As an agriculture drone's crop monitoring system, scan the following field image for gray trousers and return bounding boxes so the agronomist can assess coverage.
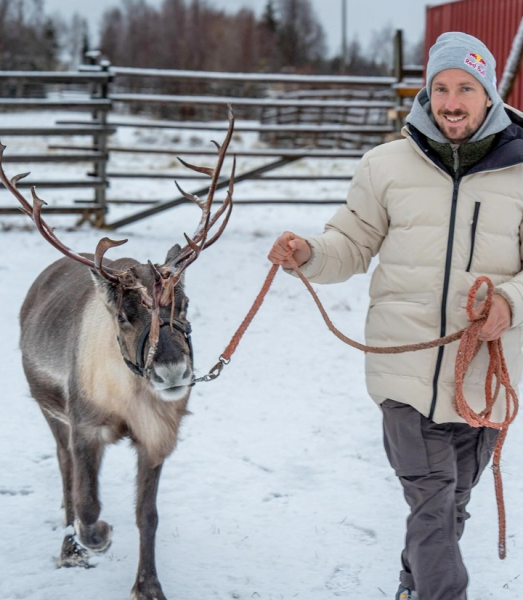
[381,399,499,600]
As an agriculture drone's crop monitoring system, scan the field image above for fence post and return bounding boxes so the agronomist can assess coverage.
[392,29,404,134]
[85,53,111,227]
[393,29,404,82]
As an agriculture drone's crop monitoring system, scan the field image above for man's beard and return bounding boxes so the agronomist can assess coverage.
[436,110,483,144]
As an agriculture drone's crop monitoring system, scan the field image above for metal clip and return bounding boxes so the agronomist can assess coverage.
[193,356,230,384]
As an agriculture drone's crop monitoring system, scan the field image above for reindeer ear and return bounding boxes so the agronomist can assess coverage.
[164,244,182,268]
[90,269,119,306]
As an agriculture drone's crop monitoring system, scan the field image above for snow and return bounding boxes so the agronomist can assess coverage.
[1,112,523,600]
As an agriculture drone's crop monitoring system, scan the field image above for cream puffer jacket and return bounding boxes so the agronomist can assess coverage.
[298,114,523,423]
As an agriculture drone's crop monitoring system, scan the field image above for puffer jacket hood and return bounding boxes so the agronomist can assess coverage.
[407,103,523,177]
[292,108,523,423]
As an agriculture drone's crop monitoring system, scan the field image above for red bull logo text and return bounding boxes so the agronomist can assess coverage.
[464,52,486,77]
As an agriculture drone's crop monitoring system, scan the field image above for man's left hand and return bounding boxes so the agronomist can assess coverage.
[470,294,512,341]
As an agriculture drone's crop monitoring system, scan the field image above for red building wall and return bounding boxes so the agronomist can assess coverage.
[425,0,523,109]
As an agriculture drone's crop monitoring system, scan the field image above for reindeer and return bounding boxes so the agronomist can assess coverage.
[1,110,236,600]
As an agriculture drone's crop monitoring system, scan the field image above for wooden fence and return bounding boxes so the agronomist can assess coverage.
[0,69,114,226]
[0,54,422,229]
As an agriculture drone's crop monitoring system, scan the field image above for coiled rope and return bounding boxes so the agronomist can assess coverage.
[204,263,518,559]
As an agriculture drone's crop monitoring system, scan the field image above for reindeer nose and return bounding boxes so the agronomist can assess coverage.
[151,366,191,385]
[151,371,165,384]
[151,361,193,390]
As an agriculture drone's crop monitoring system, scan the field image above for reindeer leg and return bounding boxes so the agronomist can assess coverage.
[40,410,74,527]
[60,427,112,567]
[131,448,167,600]
[41,409,90,568]
[23,372,83,567]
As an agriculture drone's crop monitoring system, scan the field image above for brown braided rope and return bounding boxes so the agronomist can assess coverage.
[213,264,518,558]
[453,276,518,559]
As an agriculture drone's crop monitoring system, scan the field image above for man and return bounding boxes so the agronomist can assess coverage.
[268,32,523,600]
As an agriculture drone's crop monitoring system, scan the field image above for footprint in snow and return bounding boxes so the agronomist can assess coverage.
[325,563,361,596]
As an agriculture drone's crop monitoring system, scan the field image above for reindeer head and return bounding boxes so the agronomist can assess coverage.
[89,244,192,401]
[1,108,236,401]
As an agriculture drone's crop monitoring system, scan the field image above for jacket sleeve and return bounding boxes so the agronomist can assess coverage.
[292,152,389,284]
[495,221,523,327]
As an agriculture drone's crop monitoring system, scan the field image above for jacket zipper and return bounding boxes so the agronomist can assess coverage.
[465,202,481,272]
[429,150,461,421]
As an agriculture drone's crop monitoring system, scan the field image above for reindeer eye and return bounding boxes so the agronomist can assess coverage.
[117,313,127,324]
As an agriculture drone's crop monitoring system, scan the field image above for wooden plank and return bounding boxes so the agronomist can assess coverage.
[110,93,393,110]
[0,126,116,136]
[104,171,353,181]
[0,204,104,214]
[393,84,421,98]
[57,119,393,134]
[77,198,346,206]
[3,153,106,163]
[47,144,367,158]
[0,99,111,110]
[110,66,396,86]
[0,71,111,83]
[0,178,106,188]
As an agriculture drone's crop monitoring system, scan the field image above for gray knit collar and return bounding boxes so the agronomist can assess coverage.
[405,87,511,144]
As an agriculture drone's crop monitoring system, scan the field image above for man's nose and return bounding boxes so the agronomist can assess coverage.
[444,92,461,112]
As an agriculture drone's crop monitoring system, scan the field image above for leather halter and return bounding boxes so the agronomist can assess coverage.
[123,318,193,378]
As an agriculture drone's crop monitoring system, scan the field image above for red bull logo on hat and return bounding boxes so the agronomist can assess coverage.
[465,52,487,76]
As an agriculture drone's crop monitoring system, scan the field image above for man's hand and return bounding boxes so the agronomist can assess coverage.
[470,294,512,341]
[268,231,312,269]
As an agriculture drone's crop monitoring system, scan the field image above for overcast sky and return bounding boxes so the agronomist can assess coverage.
[44,0,451,58]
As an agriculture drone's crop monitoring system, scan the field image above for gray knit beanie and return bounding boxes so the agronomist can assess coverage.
[426,32,499,102]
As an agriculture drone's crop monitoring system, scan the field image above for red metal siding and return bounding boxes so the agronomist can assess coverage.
[425,0,523,109]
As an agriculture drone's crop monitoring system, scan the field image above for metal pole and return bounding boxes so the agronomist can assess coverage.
[341,0,347,74]
[498,16,523,102]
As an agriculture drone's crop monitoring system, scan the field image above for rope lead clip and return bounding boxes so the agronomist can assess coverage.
[194,356,230,383]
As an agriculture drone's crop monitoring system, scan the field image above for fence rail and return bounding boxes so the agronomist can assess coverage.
[108,66,398,86]
[0,39,423,228]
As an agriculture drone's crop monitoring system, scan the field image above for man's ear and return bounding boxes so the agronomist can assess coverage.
[487,97,493,107]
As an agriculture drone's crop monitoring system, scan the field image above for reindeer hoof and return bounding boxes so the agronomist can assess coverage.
[130,575,167,600]
[77,519,113,553]
[58,534,92,569]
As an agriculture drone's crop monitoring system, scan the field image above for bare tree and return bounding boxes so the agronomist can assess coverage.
[57,13,90,69]
[99,7,125,65]
[276,0,326,69]
[158,0,188,68]
[0,0,58,70]
[99,0,328,75]
[257,0,278,71]
[367,22,395,74]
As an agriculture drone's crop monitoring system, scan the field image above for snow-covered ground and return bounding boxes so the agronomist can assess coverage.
[1,112,523,600]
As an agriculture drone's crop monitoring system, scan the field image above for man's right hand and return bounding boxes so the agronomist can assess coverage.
[267,231,312,269]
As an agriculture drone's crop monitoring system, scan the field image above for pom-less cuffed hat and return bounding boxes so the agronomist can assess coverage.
[426,32,499,102]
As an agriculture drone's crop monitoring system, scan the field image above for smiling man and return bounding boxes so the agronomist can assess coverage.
[268,32,523,600]
[431,69,492,143]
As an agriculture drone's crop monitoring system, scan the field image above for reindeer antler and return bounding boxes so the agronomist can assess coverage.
[165,104,235,285]
[0,144,127,285]
[0,106,236,374]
